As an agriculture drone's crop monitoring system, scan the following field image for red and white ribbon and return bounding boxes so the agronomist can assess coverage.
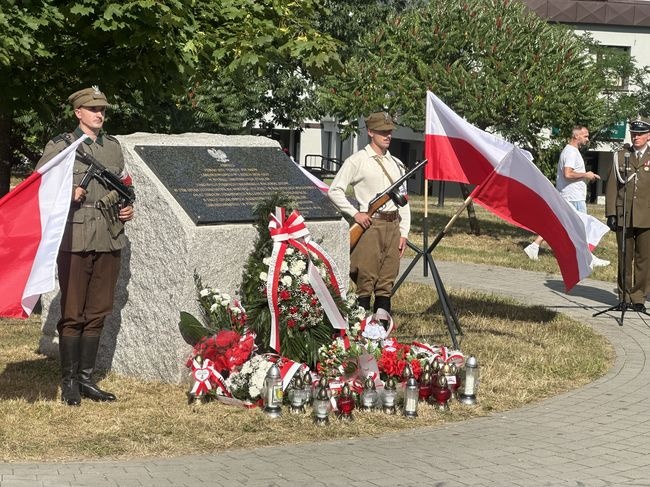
[278,358,304,392]
[190,358,230,397]
[266,207,347,353]
[411,342,464,367]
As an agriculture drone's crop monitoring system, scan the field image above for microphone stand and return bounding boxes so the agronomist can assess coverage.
[593,148,640,325]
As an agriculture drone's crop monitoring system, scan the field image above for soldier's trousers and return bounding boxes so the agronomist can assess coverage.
[616,227,650,304]
[56,250,122,337]
[350,219,400,299]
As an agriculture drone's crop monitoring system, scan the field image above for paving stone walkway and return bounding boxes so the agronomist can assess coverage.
[2,260,649,487]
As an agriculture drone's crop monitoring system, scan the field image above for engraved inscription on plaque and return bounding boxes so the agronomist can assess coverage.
[134,145,340,225]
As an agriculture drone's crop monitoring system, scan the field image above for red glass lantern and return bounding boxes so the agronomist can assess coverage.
[418,370,433,402]
[430,375,452,411]
[336,383,355,420]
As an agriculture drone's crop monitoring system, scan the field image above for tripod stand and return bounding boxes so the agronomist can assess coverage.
[593,149,647,324]
[392,195,474,349]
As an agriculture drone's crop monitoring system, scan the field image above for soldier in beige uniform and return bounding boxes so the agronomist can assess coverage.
[606,118,650,312]
[328,112,410,320]
[36,87,134,405]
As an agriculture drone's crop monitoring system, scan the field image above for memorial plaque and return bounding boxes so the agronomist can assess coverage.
[135,145,341,224]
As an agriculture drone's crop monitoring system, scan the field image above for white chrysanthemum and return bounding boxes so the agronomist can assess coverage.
[319,266,327,278]
[301,274,310,284]
[262,257,272,266]
[281,275,293,287]
[289,260,306,276]
[285,247,294,255]
[199,288,211,297]
[259,272,268,281]
[281,261,289,272]
[210,303,219,312]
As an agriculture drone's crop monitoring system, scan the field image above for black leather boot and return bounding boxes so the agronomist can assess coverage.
[374,296,392,330]
[78,336,116,402]
[59,336,81,406]
[357,295,371,312]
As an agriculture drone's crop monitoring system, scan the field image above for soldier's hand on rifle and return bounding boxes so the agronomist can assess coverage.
[119,205,135,222]
[354,212,372,229]
[73,186,87,203]
[399,237,407,257]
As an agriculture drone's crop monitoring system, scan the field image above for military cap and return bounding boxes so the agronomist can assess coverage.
[629,117,650,133]
[366,112,395,131]
[67,86,109,109]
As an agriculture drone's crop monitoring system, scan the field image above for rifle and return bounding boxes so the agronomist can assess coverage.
[349,159,427,251]
[77,149,135,208]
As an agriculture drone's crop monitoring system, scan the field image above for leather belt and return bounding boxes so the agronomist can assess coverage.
[372,210,399,222]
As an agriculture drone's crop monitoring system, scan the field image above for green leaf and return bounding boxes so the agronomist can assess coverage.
[178,311,210,345]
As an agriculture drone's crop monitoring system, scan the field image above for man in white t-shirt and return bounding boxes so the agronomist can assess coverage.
[524,126,609,267]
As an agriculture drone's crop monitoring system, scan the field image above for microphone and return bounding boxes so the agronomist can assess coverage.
[624,144,631,174]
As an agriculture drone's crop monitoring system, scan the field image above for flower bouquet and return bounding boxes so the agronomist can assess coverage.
[179,273,249,345]
[239,196,357,368]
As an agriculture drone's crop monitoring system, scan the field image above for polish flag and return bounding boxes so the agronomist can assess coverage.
[0,136,88,318]
[424,91,608,291]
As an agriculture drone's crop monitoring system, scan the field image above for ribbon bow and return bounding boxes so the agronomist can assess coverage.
[190,357,230,397]
[266,207,347,353]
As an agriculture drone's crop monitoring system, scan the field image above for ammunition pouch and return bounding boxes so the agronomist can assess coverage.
[96,190,123,238]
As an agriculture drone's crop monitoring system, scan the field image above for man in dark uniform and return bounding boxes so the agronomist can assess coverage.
[606,117,650,312]
[36,86,134,405]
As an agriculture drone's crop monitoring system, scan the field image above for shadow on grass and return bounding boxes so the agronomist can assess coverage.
[0,357,59,402]
[394,293,558,347]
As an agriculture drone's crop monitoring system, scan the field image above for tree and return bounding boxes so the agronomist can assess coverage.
[317,0,640,177]
[1,0,341,197]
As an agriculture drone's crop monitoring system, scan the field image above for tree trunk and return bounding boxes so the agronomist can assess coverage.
[0,96,12,198]
[459,183,480,236]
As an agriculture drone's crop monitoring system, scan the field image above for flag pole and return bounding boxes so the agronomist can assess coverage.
[423,171,429,277]
[427,193,474,252]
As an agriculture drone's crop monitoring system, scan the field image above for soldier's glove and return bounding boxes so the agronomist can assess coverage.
[606,216,618,232]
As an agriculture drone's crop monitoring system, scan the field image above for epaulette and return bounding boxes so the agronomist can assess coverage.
[104,134,118,143]
[51,133,73,145]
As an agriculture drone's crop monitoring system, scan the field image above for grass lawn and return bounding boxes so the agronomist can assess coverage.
[0,283,611,461]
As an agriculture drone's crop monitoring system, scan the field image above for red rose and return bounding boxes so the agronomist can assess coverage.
[280,290,291,300]
[409,359,422,380]
[289,306,299,314]
[287,319,296,328]
[214,330,240,352]
[299,283,311,293]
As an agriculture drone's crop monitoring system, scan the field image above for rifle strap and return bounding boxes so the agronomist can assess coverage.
[373,153,406,186]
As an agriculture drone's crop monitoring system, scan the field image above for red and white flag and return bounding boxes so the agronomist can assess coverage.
[424,91,608,291]
[0,136,88,318]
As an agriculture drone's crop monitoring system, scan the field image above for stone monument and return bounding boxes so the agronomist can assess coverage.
[39,133,349,384]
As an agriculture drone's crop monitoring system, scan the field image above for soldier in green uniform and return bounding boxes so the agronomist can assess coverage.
[36,86,135,406]
[606,118,650,312]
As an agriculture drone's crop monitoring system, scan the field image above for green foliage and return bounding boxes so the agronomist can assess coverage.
[1,0,343,196]
[178,311,210,346]
[317,0,640,165]
[239,192,296,352]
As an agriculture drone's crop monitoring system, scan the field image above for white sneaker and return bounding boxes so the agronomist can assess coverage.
[590,255,610,268]
[524,243,539,260]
